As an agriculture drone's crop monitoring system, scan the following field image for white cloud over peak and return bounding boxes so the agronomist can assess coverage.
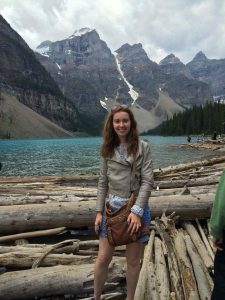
[1,0,225,63]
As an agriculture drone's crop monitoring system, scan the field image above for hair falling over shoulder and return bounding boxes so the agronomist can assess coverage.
[101,105,139,158]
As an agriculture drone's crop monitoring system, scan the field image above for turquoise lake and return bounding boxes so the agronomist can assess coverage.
[0,136,214,177]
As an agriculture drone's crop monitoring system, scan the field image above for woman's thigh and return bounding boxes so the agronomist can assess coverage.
[97,237,115,264]
[126,242,144,265]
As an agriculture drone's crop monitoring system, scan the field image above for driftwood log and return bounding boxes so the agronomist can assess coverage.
[0,227,67,242]
[154,237,170,299]
[163,218,200,300]
[0,252,95,268]
[0,261,125,300]
[0,194,214,234]
[183,233,212,300]
[134,230,155,300]
[0,240,99,254]
[182,221,214,270]
[154,155,225,177]
[155,217,185,300]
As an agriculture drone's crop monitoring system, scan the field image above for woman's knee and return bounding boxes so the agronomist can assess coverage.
[126,256,141,269]
[126,243,143,268]
[97,253,112,267]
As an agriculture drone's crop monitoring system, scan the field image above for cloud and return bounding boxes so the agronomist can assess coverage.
[1,0,225,63]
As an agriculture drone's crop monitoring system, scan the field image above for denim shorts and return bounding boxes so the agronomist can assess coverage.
[100,203,150,244]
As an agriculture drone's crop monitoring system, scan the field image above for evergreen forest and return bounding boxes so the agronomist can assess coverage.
[160,102,225,136]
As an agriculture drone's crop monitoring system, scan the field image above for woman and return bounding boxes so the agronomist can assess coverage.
[94,105,154,300]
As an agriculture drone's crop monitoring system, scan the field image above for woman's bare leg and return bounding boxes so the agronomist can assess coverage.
[94,237,114,300]
[125,242,144,300]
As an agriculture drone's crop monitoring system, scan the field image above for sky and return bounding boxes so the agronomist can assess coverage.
[1,0,225,64]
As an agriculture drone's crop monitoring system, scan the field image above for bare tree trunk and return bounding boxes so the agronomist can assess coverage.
[0,194,214,234]
[182,221,213,270]
[183,234,212,300]
[0,261,125,300]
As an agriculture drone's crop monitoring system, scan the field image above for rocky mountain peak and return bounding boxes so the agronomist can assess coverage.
[116,43,150,63]
[159,53,181,65]
[187,51,225,96]
[0,14,30,50]
[186,51,209,74]
[68,27,95,39]
[35,27,131,123]
[158,53,192,78]
[36,40,52,49]
[116,43,143,54]
[36,40,53,55]
[192,51,208,62]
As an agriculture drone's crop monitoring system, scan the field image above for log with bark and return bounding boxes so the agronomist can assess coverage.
[154,155,225,177]
[161,216,200,300]
[154,237,170,299]
[0,251,96,268]
[183,233,212,300]
[0,194,214,234]
[0,260,126,300]
[154,217,185,300]
[0,186,216,207]
[182,221,214,270]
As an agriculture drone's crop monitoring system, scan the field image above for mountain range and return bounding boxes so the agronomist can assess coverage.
[1,14,225,138]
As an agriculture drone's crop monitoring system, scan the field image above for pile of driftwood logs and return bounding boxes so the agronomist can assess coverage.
[0,155,225,299]
[176,137,225,151]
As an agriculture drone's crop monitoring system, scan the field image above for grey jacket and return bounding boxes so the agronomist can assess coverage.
[96,139,154,212]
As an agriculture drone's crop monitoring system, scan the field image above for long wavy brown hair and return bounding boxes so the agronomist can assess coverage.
[101,105,139,158]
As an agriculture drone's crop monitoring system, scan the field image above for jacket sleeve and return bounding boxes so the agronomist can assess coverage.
[135,141,154,209]
[210,170,225,238]
[96,156,108,212]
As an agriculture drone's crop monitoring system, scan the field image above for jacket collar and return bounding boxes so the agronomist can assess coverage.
[108,140,142,166]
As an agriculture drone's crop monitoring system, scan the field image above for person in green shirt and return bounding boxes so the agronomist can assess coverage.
[210,170,225,300]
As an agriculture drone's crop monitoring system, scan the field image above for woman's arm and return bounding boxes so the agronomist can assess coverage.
[96,156,108,212]
[135,141,154,209]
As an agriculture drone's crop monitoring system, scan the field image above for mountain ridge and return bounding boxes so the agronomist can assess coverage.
[0,14,83,138]
[36,30,213,133]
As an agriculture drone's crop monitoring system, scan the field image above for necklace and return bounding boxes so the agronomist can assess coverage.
[118,143,127,159]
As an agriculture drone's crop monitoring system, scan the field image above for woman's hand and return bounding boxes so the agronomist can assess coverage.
[213,237,223,251]
[127,212,141,235]
[94,212,102,235]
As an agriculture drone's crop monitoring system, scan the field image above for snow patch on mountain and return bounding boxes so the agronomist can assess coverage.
[68,28,94,39]
[56,63,61,70]
[36,46,50,56]
[100,97,109,110]
[36,40,52,56]
[114,52,139,105]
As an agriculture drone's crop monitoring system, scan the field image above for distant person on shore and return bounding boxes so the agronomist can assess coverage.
[93,105,154,300]
[197,136,201,143]
[187,135,191,143]
[210,171,225,299]
[212,131,218,140]
[223,122,225,134]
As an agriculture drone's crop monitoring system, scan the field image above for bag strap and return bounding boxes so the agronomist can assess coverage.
[130,156,136,192]
[126,156,137,209]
